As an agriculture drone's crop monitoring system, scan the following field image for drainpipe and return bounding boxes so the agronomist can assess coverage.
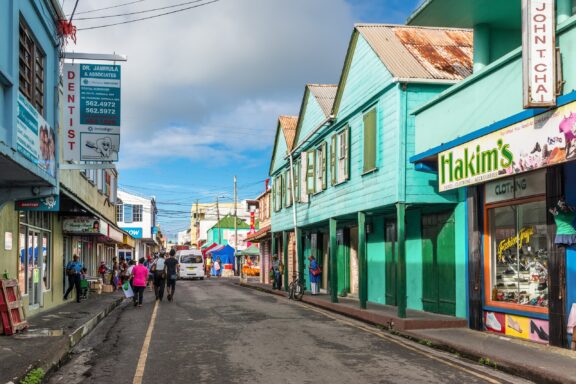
[473,24,491,73]
[557,0,573,24]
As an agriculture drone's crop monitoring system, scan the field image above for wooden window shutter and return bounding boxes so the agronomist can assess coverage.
[293,161,300,203]
[300,154,309,203]
[306,150,315,195]
[344,126,351,180]
[321,142,327,190]
[363,108,377,172]
[330,134,337,185]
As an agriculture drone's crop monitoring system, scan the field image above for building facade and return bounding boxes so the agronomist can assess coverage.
[246,181,272,284]
[270,24,473,319]
[410,0,576,347]
[116,190,158,261]
[190,201,252,247]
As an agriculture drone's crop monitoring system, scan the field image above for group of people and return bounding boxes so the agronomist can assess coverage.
[270,255,321,295]
[204,254,222,278]
[65,249,180,307]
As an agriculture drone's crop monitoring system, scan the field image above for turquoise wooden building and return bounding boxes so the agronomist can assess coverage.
[269,24,473,318]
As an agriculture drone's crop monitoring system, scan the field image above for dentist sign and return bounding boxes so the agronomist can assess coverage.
[63,63,121,162]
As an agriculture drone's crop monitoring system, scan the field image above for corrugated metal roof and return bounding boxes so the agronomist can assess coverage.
[278,115,298,151]
[308,84,337,118]
[356,24,473,81]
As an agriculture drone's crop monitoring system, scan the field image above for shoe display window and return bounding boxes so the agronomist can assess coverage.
[484,172,550,313]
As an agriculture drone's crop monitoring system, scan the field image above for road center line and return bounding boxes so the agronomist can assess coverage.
[133,300,159,384]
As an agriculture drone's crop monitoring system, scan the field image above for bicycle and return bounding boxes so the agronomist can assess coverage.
[288,274,305,301]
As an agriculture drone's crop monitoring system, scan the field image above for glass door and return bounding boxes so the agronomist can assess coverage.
[27,230,42,308]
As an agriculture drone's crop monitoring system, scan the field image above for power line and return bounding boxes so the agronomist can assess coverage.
[77,0,220,31]
[70,0,146,16]
[74,0,206,20]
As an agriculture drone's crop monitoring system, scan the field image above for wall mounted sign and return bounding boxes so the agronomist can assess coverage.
[63,63,121,162]
[522,0,556,108]
[15,195,60,212]
[63,217,107,235]
[485,170,546,204]
[438,100,576,191]
[122,227,143,239]
[4,232,12,251]
[17,92,56,177]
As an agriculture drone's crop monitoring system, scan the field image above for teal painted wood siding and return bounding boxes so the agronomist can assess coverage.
[270,126,289,176]
[295,90,328,145]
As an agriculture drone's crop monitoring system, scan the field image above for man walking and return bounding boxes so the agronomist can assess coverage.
[153,251,167,301]
[165,249,179,302]
[64,254,83,303]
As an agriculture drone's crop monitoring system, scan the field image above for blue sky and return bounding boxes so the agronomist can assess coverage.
[69,0,421,239]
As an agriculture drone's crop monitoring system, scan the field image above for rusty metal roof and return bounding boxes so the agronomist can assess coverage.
[307,84,337,118]
[278,115,298,151]
[356,24,473,81]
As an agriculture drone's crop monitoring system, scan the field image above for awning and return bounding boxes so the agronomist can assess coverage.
[237,244,260,257]
[246,225,271,243]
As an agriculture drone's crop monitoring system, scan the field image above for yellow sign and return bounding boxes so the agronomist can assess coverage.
[497,227,534,262]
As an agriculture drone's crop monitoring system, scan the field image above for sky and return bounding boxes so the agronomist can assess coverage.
[63,0,422,239]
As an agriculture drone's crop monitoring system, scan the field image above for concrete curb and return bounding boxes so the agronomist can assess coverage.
[18,296,124,383]
[238,282,575,384]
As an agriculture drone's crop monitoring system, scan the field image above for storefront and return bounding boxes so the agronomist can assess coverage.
[412,93,576,347]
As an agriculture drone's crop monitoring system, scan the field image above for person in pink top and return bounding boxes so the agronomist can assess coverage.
[131,257,149,307]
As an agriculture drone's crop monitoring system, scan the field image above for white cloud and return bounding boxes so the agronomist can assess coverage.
[67,0,355,170]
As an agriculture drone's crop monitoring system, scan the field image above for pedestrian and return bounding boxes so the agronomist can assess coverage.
[153,251,167,301]
[272,256,282,290]
[127,259,136,296]
[214,257,221,278]
[205,254,212,279]
[131,257,148,307]
[165,249,179,302]
[308,255,321,295]
[64,254,83,303]
[111,257,119,290]
[98,261,107,283]
[80,267,89,299]
[119,257,129,285]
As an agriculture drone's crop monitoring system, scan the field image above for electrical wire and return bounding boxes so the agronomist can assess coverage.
[74,0,206,20]
[69,0,146,16]
[77,0,220,31]
[68,0,80,22]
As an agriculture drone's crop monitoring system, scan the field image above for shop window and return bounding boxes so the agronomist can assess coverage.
[363,108,377,173]
[488,200,549,309]
[19,18,45,115]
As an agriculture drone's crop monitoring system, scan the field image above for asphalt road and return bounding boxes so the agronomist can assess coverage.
[47,278,532,384]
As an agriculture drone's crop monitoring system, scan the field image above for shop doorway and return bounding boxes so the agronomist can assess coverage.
[385,220,397,306]
[336,228,350,296]
[421,211,456,316]
[349,227,359,296]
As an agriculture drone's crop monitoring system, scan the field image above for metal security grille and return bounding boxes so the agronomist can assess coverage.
[19,19,45,115]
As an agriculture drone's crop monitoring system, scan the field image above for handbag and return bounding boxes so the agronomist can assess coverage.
[311,267,321,276]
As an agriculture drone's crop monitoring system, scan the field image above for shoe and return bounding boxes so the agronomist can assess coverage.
[504,266,517,275]
[507,316,523,333]
[485,312,502,331]
[530,321,549,341]
[531,142,541,154]
[167,294,172,301]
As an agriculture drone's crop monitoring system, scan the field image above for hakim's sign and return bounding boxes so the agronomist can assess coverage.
[522,0,556,108]
[438,99,576,192]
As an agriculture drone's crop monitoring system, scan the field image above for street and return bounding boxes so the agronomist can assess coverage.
[47,279,531,384]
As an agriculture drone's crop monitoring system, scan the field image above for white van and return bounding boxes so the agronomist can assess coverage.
[177,250,205,280]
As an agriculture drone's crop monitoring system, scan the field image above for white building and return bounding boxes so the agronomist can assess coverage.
[190,201,252,246]
[177,229,191,245]
[116,190,158,261]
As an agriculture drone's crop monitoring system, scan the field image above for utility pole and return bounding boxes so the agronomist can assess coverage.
[234,175,239,278]
[216,196,221,244]
[195,199,199,248]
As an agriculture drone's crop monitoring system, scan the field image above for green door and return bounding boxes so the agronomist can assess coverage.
[337,229,350,296]
[422,211,456,316]
[385,220,397,306]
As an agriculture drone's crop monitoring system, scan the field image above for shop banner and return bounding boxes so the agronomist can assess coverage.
[438,100,576,191]
[63,217,107,235]
[16,92,56,177]
[63,63,121,162]
[15,195,60,211]
[122,227,143,239]
[522,0,556,108]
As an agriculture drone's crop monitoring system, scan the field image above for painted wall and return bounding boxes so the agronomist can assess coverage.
[61,170,116,223]
[367,217,385,304]
[294,89,328,145]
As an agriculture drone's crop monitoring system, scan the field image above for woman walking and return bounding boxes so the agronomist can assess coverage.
[131,258,148,307]
[308,255,321,295]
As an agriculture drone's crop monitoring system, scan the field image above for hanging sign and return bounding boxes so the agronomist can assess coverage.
[522,0,556,108]
[15,195,60,211]
[63,63,121,162]
[16,92,56,177]
[63,217,108,235]
[438,100,576,192]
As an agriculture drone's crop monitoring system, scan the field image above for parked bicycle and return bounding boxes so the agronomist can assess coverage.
[288,274,305,301]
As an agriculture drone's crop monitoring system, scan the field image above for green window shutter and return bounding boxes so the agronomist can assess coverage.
[322,142,327,190]
[330,134,337,185]
[279,174,284,210]
[293,161,300,203]
[271,180,276,212]
[286,170,292,207]
[344,126,350,180]
[363,108,377,172]
[306,150,315,195]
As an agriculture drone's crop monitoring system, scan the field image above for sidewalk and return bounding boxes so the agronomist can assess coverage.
[0,291,124,384]
[240,280,576,384]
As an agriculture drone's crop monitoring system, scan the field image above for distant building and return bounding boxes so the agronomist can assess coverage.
[206,215,251,250]
[190,201,252,247]
[177,229,191,245]
[116,190,159,260]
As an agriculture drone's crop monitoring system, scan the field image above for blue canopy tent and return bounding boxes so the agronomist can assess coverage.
[210,245,235,275]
